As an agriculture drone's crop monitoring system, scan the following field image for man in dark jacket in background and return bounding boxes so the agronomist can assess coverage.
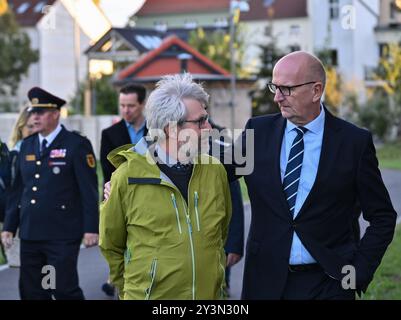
[100,84,147,184]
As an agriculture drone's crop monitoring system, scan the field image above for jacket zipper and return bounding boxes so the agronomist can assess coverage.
[164,166,197,299]
[145,258,158,300]
[171,193,182,234]
[194,191,201,231]
[180,195,196,300]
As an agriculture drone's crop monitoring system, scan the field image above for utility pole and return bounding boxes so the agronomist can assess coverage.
[228,0,249,130]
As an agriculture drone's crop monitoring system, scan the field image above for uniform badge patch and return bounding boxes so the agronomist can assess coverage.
[86,154,95,168]
[26,154,36,161]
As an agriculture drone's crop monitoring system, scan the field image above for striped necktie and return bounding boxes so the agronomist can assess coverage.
[283,127,307,215]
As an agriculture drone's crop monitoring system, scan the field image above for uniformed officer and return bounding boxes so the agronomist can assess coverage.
[1,87,99,300]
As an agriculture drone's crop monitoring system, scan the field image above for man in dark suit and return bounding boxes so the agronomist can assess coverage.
[100,84,147,184]
[100,83,147,296]
[209,120,244,295]
[227,51,397,299]
[1,87,99,300]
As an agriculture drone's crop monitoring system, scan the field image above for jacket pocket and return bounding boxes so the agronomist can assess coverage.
[145,258,158,300]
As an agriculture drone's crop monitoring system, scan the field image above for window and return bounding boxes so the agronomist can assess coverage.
[379,43,389,58]
[34,1,46,13]
[329,49,338,66]
[184,20,198,29]
[329,0,340,19]
[17,2,30,14]
[289,25,301,36]
[288,44,301,52]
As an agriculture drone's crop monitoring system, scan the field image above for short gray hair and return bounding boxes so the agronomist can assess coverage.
[145,73,209,139]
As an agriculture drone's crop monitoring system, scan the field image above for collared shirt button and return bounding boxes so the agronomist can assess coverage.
[31,199,36,204]
[32,186,38,192]
[36,161,41,166]
[61,205,66,210]
[35,174,40,179]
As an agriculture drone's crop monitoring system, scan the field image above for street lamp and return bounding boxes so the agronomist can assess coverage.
[229,0,249,130]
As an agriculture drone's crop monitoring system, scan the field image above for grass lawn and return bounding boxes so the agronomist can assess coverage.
[377,141,401,171]
[361,226,401,299]
[0,223,5,264]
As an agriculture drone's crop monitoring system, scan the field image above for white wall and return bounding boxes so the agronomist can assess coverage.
[14,28,41,109]
[37,0,91,102]
[310,0,379,83]
[242,17,312,73]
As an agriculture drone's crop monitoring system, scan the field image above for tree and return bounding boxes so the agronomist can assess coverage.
[188,26,248,77]
[316,48,343,116]
[250,42,285,116]
[71,75,118,115]
[374,43,401,138]
[0,10,38,95]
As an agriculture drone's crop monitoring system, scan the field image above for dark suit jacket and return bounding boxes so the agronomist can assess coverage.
[3,126,99,240]
[225,180,244,256]
[0,141,11,222]
[226,107,397,299]
[100,119,148,183]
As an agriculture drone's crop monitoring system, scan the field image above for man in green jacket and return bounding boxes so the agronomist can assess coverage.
[99,74,232,300]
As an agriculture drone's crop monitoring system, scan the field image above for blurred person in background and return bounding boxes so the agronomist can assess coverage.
[3,107,39,267]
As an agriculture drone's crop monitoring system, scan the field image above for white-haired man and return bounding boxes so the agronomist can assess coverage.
[99,74,232,300]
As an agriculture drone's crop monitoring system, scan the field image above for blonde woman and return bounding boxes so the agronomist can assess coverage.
[4,107,38,267]
[9,106,37,151]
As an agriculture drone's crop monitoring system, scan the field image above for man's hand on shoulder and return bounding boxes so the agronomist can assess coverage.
[104,181,111,200]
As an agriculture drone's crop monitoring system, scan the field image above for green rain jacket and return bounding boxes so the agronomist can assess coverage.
[99,138,232,300]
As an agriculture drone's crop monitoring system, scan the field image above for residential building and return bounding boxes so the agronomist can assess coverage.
[5,0,110,110]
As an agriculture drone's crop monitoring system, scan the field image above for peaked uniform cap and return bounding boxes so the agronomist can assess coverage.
[27,87,66,112]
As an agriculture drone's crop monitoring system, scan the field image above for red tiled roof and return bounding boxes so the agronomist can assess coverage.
[241,0,308,21]
[118,35,230,80]
[136,0,231,16]
[9,0,57,27]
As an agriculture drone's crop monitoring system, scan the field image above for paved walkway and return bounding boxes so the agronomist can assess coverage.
[0,169,400,300]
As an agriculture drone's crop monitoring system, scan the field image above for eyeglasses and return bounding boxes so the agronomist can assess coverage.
[267,81,317,96]
[179,114,209,129]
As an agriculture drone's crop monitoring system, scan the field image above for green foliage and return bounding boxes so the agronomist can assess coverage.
[0,11,38,95]
[361,226,401,299]
[250,43,285,116]
[71,75,118,115]
[356,89,393,140]
[188,27,247,76]
[377,141,401,171]
[374,43,401,137]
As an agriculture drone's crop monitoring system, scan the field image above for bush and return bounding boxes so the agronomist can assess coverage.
[356,92,394,141]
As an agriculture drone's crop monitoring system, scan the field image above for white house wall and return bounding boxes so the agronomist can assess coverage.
[37,0,91,102]
[15,27,41,108]
[242,17,312,73]
[352,0,380,84]
[310,0,379,84]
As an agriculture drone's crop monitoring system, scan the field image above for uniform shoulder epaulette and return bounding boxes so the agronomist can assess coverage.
[23,132,38,141]
[72,130,87,138]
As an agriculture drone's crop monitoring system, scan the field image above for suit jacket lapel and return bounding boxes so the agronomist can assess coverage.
[271,116,291,219]
[118,119,133,145]
[295,107,342,220]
